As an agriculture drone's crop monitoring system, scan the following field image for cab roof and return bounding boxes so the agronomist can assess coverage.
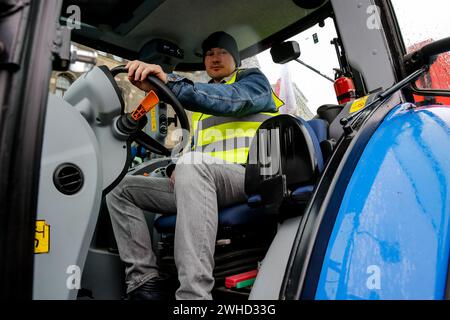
[61,0,331,70]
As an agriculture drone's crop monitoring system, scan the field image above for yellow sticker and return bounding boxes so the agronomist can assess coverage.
[35,220,50,254]
[350,96,369,113]
[151,108,157,132]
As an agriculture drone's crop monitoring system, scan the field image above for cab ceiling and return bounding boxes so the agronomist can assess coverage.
[62,0,330,67]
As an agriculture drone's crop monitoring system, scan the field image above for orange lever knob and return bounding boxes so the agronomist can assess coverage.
[131,90,160,121]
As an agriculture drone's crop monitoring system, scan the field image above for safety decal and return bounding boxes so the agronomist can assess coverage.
[350,95,369,113]
[151,108,157,132]
[35,220,50,254]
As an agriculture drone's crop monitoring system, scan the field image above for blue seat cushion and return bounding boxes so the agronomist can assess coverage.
[154,203,269,234]
[247,184,315,208]
[155,186,315,234]
[247,194,262,208]
[291,185,314,203]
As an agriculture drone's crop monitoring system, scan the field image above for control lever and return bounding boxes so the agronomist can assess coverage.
[115,91,160,135]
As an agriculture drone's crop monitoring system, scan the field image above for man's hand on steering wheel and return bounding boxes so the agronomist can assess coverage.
[126,60,168,91]
[110,62,190,157]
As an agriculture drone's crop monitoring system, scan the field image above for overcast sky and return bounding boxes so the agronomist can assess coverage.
[391,0,450,47]
[257,0,450,114]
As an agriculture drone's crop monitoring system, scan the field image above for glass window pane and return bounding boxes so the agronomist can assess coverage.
[257,17,340,116]
[391,0,450,92]
[391,0,450,53]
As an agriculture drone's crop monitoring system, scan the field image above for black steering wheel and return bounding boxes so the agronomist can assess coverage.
[110,65,190,157]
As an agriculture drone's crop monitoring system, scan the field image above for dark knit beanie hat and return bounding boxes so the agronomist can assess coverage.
[202,31,241,67]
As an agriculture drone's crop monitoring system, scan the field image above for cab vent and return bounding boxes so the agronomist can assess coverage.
[53,163,84,195]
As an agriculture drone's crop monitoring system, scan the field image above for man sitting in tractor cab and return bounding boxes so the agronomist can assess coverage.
[106,31,283,300]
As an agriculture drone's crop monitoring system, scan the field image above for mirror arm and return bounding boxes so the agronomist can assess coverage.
[294,59,334,83]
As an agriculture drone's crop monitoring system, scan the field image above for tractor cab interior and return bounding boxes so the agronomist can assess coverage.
[49,0,362,300]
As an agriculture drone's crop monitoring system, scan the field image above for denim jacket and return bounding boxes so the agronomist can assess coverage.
[166,68,276,117]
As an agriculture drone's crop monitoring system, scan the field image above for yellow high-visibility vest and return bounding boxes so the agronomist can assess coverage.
[191,69,284,164]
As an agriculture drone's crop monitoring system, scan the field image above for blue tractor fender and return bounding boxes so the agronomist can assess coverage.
[316,103,450,300]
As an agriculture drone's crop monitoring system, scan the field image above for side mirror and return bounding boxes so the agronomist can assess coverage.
[270,41,301,64]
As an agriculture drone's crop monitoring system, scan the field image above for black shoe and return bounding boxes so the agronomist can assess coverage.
[127,278,168,301]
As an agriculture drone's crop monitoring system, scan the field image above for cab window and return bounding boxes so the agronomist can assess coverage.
[391,0,450,92]
[257,17,340,118]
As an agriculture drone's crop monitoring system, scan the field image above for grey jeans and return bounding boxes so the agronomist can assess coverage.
[106,152,247,300]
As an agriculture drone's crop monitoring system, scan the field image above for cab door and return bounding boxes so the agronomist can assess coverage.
[0,0,63,299]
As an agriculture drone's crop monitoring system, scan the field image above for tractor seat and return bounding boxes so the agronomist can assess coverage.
[153,116,327,234]
[244,115,326,213]
[154,203,269,234]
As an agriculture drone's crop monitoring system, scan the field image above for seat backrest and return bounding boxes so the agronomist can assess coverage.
[245,115,324,204]
[307,119,328,144]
